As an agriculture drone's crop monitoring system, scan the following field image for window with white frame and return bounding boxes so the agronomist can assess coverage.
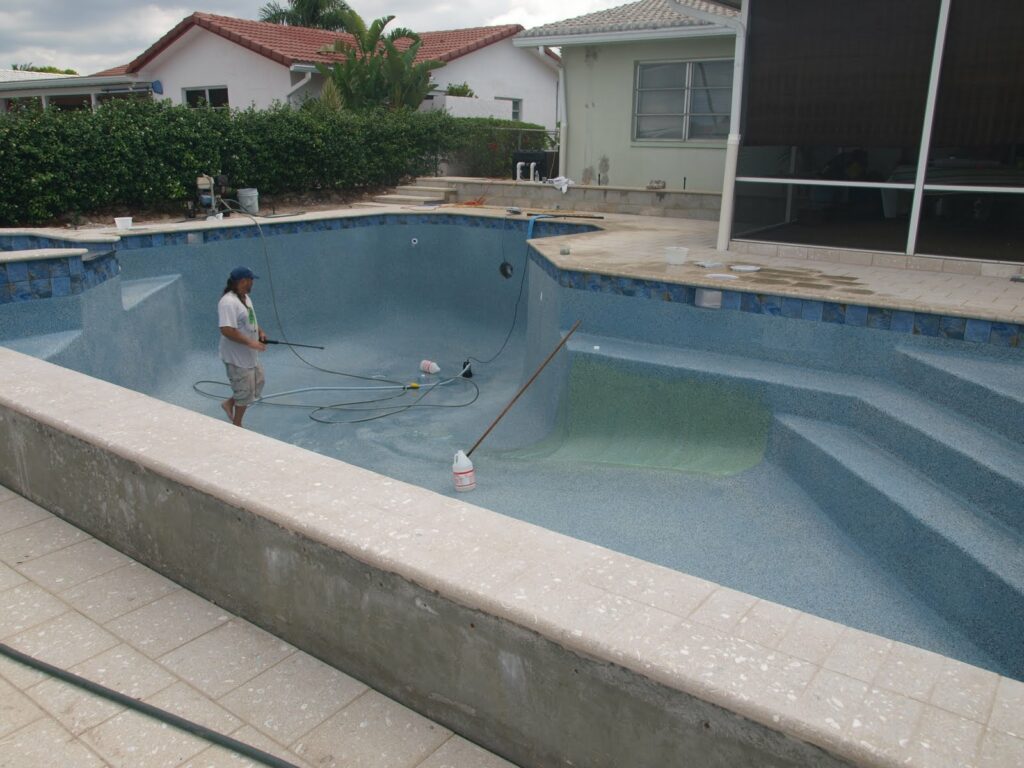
[634,59,732,141]
[184,87,229,108]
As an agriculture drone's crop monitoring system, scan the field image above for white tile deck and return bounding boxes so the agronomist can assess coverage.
[0,485,516,768]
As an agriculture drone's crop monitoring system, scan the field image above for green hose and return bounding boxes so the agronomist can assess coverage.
[0,641,300,768]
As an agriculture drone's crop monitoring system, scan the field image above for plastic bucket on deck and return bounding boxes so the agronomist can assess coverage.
[237,188,259,215]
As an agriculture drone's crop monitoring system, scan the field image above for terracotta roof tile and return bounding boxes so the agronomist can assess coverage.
[89,64,130,77]
[127,13,529,73]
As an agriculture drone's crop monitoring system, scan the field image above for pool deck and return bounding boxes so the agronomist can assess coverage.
[2,207,1024,767]
[0,484,514,768]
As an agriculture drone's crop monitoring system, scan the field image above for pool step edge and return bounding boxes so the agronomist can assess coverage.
[772,412,1024,679]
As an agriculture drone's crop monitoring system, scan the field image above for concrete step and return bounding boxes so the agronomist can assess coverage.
[569,333,1024,535]
[895,345,1024,444]
[772,413,1024,678]
[395,185,455,200]
[371,193,446,206]
[121,274,181,312]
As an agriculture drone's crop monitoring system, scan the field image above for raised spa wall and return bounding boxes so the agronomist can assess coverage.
[1,211,1022,768]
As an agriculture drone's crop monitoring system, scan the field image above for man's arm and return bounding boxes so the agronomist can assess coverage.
[220,326,267,351]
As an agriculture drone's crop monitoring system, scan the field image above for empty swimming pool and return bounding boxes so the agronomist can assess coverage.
[2,211,1022,682]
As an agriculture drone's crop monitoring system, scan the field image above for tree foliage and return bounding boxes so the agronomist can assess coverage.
[315,10,445,111]
[258,0,351,30]
[11,63,78,74]
[445,82,475,97]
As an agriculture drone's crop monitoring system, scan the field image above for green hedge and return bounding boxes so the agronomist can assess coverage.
[0,99,462,225]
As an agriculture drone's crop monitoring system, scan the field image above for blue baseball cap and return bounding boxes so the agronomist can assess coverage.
[229,266,258,281]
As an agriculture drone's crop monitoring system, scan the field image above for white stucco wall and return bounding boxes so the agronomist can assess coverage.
[137,27,293,110]
[421,94,514,120]
[561,36,735,191]
[431,40,559,129]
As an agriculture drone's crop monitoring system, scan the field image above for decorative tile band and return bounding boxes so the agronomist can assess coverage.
[0,250,119,304]
[529,251,1021,348]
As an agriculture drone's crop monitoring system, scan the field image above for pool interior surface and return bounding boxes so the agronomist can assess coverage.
[2,218,1022,681]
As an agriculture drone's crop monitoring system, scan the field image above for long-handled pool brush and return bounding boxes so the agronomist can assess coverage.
[452,320,582,492]
[262,339,325,350]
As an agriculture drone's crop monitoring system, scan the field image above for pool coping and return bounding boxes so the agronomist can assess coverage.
[0,345,1020,767]
[0,248,89,263]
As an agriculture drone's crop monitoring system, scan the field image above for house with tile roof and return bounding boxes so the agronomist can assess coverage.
[515,0,740,192]
[0,13,559,128]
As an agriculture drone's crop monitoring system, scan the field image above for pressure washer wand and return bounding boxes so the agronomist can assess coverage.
[466,319,581,458]
[262,339,325,350]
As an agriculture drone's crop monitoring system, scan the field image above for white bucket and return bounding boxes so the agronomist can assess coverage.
[237,188,259,215]
[114,217,132,230]
[452,450,476,492]
[665,246,689,265]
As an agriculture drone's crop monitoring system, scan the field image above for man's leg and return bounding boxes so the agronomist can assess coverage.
[221,398,235,421]
[232,404,247,427]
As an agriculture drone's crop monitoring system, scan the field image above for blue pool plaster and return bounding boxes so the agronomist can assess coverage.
[1,212,1022,685]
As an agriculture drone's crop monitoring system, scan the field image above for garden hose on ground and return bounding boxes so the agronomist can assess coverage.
[0,641,299,768]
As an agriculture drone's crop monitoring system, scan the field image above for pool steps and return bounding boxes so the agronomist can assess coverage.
[893,346,1024,444]
[0,329,82,360]
[120,274,181,311]
[568,334,1024,538]
[568,333,1024,677]
[772,414,1024,677]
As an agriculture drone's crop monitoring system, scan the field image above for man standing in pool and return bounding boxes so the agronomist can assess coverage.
[218,266,267,427]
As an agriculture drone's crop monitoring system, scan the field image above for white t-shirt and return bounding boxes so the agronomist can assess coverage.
[218,292,259,368]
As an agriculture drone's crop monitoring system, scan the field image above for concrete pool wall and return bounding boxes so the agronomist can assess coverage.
[1,211,1023,766]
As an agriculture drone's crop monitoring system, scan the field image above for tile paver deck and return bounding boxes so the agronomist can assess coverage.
[0,487,516,768]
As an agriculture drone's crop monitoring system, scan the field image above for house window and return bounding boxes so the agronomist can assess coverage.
[634,59,732,141]
[184,87,229,108]
[496,97,522,121]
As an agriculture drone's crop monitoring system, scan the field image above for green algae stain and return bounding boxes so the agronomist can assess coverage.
[507,356,771,476]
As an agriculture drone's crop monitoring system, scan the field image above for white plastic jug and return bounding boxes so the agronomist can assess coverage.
[452,450,476,492]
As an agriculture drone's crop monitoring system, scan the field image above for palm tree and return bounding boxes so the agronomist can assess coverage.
[258,0,351,31]
[316,10,444,110]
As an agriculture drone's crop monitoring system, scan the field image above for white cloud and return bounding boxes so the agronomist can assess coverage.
[0,0,623,74]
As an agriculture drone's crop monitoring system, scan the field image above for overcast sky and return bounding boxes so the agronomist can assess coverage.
[0,0,617,75]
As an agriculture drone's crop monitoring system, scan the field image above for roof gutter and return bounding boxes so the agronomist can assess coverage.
[0,75,146,93]
[666,0,747,250]
[514,24,732,48]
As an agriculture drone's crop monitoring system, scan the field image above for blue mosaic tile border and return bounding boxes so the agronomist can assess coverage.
[2,215,1017,349]
[0,250,119,304]
[529,251,1021,348]
[0,214,593,304]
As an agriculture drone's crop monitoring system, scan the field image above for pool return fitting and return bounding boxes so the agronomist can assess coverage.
[453,320,582,492]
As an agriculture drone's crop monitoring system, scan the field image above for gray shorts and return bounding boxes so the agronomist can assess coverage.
[225,362,265,407]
